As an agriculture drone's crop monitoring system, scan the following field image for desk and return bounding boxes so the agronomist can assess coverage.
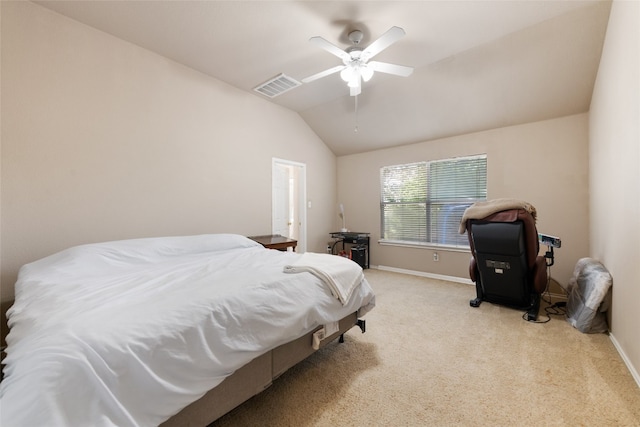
[249,234,297,252]
[329,232,370,269]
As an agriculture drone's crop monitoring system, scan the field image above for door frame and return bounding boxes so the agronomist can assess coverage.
[272,158,307,253]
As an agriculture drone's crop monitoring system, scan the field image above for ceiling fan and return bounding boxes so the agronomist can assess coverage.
[302,26,414,96]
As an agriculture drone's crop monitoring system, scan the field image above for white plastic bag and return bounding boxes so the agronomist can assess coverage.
[565,257,612,333]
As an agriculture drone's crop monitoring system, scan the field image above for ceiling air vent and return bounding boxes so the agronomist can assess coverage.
[254,74,301,98]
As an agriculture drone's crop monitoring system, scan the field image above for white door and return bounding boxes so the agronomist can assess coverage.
[272,163,290,237]
[272,158,307,252]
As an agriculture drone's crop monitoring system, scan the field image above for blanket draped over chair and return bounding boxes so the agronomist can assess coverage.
[458,198,537,234]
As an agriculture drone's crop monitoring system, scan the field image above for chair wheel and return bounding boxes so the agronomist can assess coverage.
[470,298,481,307]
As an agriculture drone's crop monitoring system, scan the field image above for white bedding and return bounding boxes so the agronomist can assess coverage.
[0,234,375,426]
[283,252,364,305]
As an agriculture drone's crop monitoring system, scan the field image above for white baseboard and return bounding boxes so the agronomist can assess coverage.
[375,265,474,285]
[610,333,640,389]
[374,265,569,299]
[542,292,568,302]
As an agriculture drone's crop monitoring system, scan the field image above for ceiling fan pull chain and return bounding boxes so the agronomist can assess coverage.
[354,94,359,133]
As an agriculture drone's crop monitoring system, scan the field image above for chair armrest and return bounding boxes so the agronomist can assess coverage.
[469,257,478,283]
[532,256,548,294]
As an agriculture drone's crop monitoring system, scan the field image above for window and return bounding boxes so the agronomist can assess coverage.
[380,154,487,248]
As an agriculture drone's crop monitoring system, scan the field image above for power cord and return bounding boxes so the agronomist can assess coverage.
[542,265,568,317]
[523,265,567,323]
[545,301,566,316]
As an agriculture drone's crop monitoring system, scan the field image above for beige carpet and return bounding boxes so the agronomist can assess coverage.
[212,269,640,426]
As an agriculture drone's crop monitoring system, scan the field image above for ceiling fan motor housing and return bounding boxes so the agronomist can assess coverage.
[348,30,364,45]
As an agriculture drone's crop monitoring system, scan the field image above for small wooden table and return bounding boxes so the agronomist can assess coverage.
[249,234,297,252]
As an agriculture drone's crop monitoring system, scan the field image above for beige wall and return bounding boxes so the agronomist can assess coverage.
[589,0,640,384]
[2,0,637,387]
[0,0,3,308]
[337,113,590,287]
[0,1,336,302]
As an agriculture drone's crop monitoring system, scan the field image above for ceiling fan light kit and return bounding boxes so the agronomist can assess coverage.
[302,26,414,97]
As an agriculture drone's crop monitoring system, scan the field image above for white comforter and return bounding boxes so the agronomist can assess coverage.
[0,234,375,426]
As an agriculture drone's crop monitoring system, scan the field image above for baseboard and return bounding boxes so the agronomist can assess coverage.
[375,265,474,285]
[542,292,568,303]
[610,333,640,389]
[374,266,569,299]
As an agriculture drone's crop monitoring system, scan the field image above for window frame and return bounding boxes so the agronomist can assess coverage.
[379,154,487,249]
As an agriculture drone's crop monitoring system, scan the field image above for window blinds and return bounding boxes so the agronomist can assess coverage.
[380,155,487,247]
[381,162,428,242]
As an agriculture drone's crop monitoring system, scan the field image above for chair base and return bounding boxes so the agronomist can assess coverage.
[469,289,540,321]
[525,294,541,321]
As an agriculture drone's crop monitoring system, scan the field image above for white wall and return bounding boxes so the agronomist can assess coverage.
[337,114,590,287]
[589,0,640,385]
[0,1,336,301]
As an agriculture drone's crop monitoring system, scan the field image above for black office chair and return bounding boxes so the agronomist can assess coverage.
[465,208,547,321]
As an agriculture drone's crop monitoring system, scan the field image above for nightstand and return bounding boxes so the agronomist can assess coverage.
[248,234,297,252]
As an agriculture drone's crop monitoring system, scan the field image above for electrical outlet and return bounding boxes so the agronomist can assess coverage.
[433,252,439,262]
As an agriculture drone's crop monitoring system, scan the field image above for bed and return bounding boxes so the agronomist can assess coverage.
[0,234,375,426]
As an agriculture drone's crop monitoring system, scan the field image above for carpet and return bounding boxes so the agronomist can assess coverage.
[212,269,640,426]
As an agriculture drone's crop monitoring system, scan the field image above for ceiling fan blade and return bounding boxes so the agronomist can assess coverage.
[368,61,414,77]
[309,36,350,61]
[361,26,406,62]
[301,65,346,83]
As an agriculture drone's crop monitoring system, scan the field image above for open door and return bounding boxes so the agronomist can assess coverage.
[272,158,307,252]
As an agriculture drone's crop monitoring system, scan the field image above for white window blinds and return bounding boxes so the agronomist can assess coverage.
[380,155,487,247]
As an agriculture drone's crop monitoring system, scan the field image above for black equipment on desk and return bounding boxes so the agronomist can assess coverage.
[350,245,367,269]
[329,232,370,269]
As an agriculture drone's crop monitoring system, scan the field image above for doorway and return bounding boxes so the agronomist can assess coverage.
[272,158,307,252]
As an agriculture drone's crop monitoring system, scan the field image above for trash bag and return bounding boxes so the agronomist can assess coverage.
[565,257,612,333]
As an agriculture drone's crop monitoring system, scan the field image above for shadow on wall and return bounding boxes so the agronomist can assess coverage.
[1,300,13,347]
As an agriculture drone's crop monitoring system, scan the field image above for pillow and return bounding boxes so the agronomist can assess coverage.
[18,234,262,280]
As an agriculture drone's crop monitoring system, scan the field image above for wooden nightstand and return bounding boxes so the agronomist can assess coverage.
[248,234,297,252]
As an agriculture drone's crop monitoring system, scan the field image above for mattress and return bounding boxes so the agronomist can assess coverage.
[0,234,375,426]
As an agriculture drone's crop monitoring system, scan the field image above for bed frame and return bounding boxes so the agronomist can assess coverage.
[161,311,366,426]
[1,310,366,425]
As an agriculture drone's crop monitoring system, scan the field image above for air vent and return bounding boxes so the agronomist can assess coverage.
[254,74,301,98]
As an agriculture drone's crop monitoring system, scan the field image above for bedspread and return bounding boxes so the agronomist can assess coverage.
[0,234,375,426]
[283,252,364,305]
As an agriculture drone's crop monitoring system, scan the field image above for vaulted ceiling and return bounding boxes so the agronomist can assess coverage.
[35,1,612,156]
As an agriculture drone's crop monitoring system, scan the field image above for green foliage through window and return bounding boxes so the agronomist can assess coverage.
[380,155,487,247]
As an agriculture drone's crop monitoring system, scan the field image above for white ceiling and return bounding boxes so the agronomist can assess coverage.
[34,1,612,156]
